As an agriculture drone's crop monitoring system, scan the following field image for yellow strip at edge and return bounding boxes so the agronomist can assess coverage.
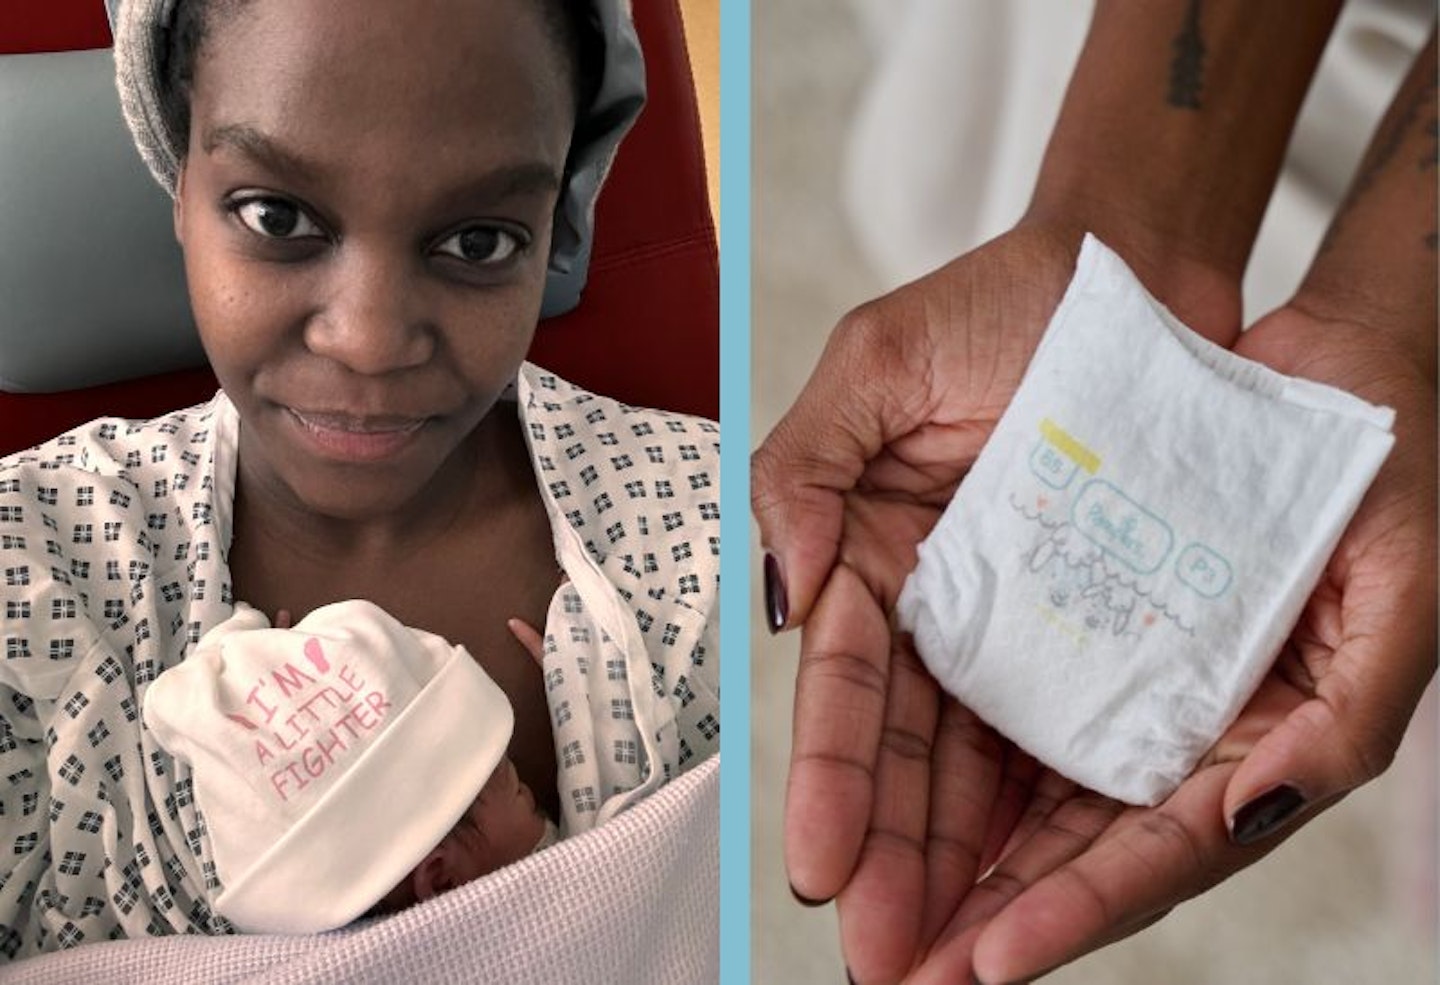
[1039,418,1101,474]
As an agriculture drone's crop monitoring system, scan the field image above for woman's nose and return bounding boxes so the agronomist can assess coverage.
[304,248,435,375]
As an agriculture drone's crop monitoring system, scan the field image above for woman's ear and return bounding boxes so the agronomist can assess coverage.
[173,164,187,245]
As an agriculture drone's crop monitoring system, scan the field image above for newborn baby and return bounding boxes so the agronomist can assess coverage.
[369,748,559,918]
[143,600,557,935]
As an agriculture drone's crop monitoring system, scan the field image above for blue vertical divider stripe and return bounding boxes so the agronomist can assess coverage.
[718,0,751,981]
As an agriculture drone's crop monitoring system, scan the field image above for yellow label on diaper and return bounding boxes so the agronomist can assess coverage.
[1038,418,1100,474]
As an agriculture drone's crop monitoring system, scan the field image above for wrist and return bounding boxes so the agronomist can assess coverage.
[1294,31,1438,387]
[1018,0,1346,341]
[1014,208,1243,346]
[1286,290,1439,392]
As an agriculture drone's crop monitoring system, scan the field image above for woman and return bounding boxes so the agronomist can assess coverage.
[0,0,718,960]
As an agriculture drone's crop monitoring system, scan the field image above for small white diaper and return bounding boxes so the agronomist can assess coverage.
[896,235,1395,806]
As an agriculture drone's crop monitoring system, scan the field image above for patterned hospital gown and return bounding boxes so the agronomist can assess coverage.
[0,363,719,959]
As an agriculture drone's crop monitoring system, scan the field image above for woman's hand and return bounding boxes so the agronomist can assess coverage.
[756,11,1434,982]
[752,217,1434,985]
[751,223,1076,982]
[905,298,1437,984]
[1219,303,1437,833]
[757,287,1435,985]
[752,222,1241,982]
[757,280,1434,985]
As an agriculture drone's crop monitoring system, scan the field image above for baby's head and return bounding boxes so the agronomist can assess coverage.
[144,600,553,934]
[373,755,555,915]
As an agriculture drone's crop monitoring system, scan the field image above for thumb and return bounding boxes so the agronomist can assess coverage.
[1223,636,1432,846]
[751,310,917,631]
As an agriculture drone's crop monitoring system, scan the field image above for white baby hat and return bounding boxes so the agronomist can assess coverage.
[897,235,1395,806]
[143,599,514,933]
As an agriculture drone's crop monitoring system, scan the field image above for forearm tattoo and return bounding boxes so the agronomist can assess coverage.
[1323,68,1437,253]
[1167,0,1205,110]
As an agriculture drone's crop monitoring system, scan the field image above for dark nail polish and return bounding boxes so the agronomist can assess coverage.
[790,883,827,907]
[1231,785,1306,845]
[846,971,857,985]
[764,552,789,633]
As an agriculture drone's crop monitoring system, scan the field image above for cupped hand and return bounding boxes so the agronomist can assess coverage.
[906,301,1436,984]
[751,222,1242,982]
[1218,303,1436,831]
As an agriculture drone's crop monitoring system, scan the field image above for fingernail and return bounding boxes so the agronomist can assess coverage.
[790,883,827,907]
[1230,784,1306,845]
[764,552,789,633]
[846,971,857,985]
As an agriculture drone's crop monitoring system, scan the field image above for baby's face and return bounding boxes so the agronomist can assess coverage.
[438,757,551,883]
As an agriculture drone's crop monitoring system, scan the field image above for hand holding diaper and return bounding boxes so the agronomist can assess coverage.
[896,235,1395,806]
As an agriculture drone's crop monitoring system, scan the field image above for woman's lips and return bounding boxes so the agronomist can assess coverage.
[285,408,430,462]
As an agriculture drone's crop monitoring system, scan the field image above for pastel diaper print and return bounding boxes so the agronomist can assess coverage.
[1030,440,1079,489]
[1071,479,1174,575]
[1176,543,1233,598]
[1022,418,1226,616]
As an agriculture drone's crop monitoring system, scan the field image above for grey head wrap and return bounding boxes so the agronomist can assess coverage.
[106,0,645,317]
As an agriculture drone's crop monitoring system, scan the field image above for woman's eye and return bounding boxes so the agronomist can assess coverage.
[231,198,323,239]
[434,226,526,265]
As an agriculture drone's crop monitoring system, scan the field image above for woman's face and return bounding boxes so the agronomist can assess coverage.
[175,0,575,519]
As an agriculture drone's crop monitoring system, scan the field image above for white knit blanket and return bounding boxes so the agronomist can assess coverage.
[1,756,718,985]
